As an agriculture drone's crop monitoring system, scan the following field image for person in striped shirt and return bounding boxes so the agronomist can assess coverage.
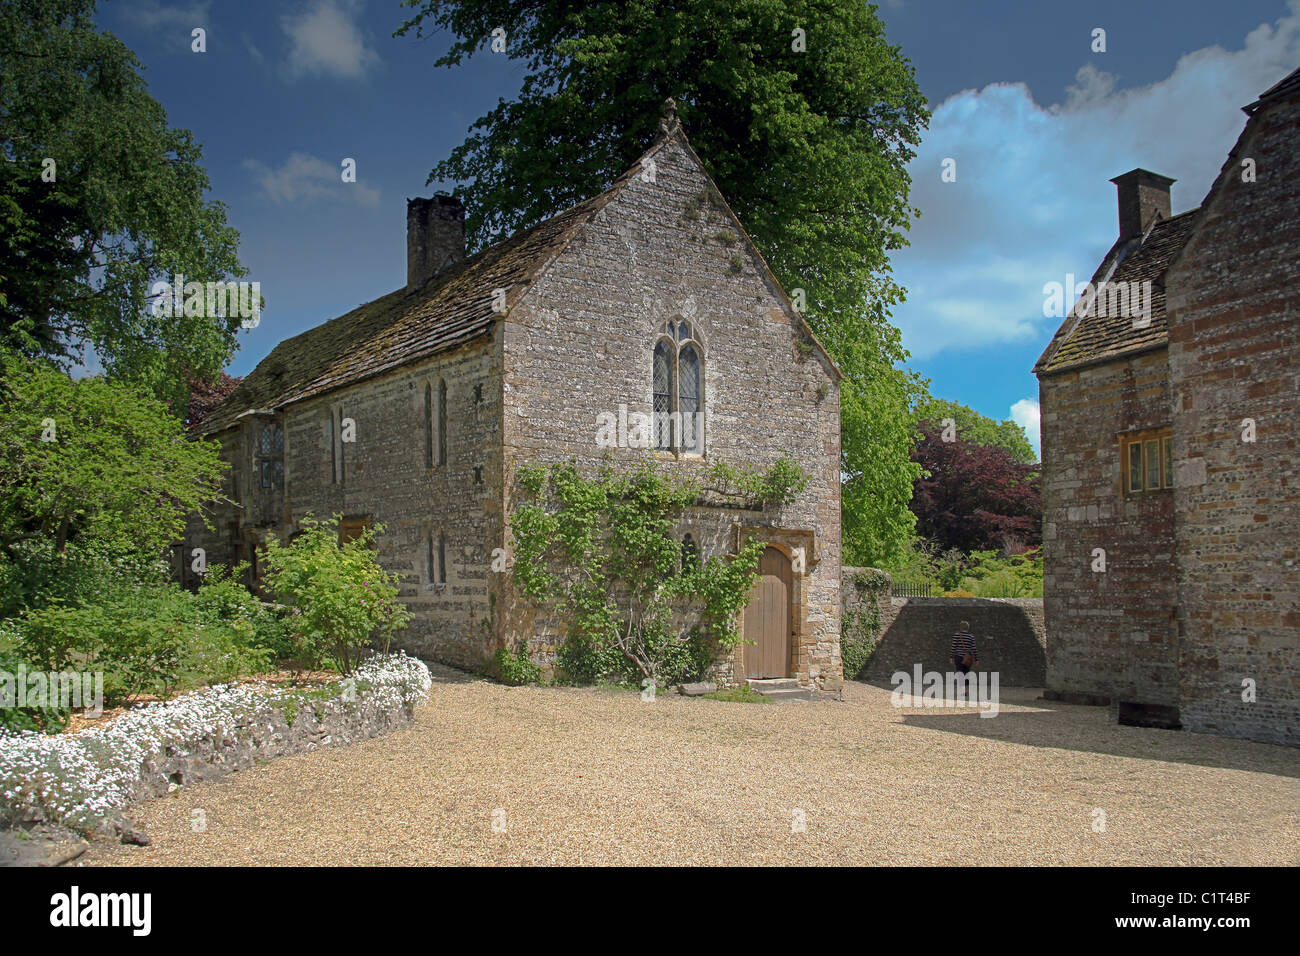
[950,621,978,688]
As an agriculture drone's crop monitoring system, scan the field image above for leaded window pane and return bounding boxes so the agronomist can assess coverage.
[653,341,673,450]
[258,425,273,455]
[273,425,284,454]
[1144,440,1160,491]
[679,345,700,452]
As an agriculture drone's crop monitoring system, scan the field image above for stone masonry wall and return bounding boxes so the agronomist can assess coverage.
[1165,87,1300,747]
[1038,350,1179,706]
[498,132,843,689]
[841,568,1045,686]
[194,339,506,673]
[283,341,504,671]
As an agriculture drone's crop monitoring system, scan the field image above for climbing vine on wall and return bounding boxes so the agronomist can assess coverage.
[842,568,890,680]
[509,456,807,685]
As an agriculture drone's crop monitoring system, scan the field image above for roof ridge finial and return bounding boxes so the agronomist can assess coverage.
[657,97,679,137]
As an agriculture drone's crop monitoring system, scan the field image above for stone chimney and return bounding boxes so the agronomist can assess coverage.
[1109,169,1175,241]
[407,194,465,290]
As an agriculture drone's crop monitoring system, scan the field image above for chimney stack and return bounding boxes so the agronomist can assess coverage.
[1109,169,1175,241]
[407,194,465,290]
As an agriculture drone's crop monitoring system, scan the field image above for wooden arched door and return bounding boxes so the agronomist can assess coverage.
[742,547,793,679]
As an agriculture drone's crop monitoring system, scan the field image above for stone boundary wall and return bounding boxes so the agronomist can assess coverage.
[0,656,432,845]
[842,568,1046,686]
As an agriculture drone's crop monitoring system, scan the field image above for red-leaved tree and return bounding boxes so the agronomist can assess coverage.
[911,423,1041,553]
[184,372,242,430]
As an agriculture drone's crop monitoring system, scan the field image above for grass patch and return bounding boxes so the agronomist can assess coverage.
[703,685,771,704]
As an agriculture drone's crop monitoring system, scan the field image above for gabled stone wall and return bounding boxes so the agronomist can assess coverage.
[1165,88,1300,746]
[1038,350,1179,706]
[498,132,843,688]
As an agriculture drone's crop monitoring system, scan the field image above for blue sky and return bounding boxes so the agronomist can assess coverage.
[100,0,1300,456]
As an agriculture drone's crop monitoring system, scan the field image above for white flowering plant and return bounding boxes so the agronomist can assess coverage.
[0,652,431,834]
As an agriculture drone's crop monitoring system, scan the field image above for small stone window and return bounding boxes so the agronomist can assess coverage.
[426,531,448,585]
[328,412,337,484]
[1121,427,1172,494]
[438,379,448,467]
[257,422,284,492]
[424,384,434,469]
[652,319,705,455]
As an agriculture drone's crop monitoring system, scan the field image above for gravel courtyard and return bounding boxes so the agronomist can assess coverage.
[83,666,1300,866]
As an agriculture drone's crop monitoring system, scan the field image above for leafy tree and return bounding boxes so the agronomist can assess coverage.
[397,0,930,567]
[913,398,1036,464]
[910,423,1041,554]
[0,351,227,562]
[0,0,246,406]
[185,371,243,430]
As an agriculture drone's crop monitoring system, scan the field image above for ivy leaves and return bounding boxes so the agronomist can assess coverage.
[509,458,803,683]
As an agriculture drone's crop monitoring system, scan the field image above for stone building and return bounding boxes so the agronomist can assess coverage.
[1034,68,1300,746]
[192,106,844,689]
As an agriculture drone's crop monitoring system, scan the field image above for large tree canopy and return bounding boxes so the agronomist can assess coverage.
[0,0,246,406]
[913,398,1038,464]
[0,351,227,562]
[910,423,1041,555]
[398,0,930,566]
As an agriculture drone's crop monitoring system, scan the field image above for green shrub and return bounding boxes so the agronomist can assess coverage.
[0,647,70,733]
[958,548,1043,598]
[0,539,161,620]
[191,563,292,662]
[488,644,541,686]
[512,459,795,685]
[13,578,271,704]
[259,515,412,673]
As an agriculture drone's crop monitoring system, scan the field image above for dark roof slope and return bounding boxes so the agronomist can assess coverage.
[1245,65,1300,114]
[199,174,630,435]
[202,120,842,434]
[1034,208,1200,375]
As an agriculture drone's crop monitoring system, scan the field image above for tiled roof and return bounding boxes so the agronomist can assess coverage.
[1245,65,1300,114]
[1034,209,1200,375]
[198,170,634,435]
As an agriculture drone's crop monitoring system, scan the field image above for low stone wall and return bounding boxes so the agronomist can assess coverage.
[842,569,1046,686]
[0,654,432,845]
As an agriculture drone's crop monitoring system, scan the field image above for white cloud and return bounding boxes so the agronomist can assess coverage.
[281,0,380,79]
[892,1,1300,360]
[244,152,381,207]
[1010,398,1041,459]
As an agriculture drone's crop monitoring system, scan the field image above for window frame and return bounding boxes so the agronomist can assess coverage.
[437,379,448,467]
[1120,427,1173,496]
[255,421,284,493]
[652,319,705,458]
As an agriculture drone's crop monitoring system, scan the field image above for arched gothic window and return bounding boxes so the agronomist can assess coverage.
[653,319,704,454]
